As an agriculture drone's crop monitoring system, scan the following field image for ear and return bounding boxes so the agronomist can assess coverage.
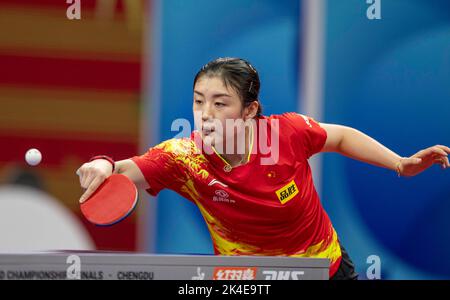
[243,101,259,120]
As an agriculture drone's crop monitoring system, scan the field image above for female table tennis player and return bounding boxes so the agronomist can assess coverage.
[77,58,450,280]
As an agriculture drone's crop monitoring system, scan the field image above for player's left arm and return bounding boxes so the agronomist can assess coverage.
[319,123,450,177]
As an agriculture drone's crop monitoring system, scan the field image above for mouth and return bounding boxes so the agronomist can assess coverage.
[202,126,215,136]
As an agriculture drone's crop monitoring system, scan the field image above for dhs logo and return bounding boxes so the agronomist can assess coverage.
[262,270,305,280]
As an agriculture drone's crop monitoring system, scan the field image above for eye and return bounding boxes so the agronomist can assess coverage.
[215,102,226,108]
[194,99,203,105]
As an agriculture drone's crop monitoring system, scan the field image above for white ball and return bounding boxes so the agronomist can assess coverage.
[25,148,42,166]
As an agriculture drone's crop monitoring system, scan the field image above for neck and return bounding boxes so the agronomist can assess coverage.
[220,124,253,167]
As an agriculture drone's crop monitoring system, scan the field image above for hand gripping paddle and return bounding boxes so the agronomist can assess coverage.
[80,174,138,226]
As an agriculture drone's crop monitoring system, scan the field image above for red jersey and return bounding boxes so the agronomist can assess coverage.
[132,112,342,277]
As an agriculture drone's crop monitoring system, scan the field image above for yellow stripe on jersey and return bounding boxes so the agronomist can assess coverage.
[195,200,262,254]
[195,197,341,267]
[291,229,342,266]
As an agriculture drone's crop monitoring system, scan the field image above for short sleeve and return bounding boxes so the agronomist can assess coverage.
[131,139,182,196]
[281,112,327,159]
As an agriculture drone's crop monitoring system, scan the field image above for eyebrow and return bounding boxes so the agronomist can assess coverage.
[194,90,231,99]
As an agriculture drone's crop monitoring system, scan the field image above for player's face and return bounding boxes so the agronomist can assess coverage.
[193,76,249,150]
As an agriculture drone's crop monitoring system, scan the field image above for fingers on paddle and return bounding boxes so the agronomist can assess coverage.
[76,163,90,187]
[81,172,96,190]
[78,165,102,189]
[79,175,106,203]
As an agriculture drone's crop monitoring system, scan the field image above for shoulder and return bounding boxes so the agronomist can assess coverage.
[264,112,316,132]
[153,136,200,157]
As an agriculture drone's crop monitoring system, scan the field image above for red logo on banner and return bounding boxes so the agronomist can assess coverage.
[213,267,257,280]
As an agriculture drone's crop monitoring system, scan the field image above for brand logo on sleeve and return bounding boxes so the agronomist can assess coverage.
[275,180,299,204]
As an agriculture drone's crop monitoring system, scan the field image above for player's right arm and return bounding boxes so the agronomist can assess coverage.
[77,159,149,203]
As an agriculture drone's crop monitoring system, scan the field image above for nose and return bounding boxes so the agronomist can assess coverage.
[201,103,214,122]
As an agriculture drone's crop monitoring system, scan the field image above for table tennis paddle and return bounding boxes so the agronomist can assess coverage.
[80,174,138,226]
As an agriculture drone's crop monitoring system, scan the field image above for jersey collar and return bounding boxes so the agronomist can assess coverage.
[193,119,258,174]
